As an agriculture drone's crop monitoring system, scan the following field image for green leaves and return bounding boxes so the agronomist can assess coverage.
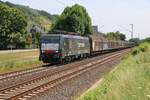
[52,4,93,35]
[0,3,27,49]
[142,37,150,43]
[106,31,126,40]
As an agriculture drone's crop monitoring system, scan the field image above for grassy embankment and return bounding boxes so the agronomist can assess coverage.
[79,43,150,100]
[0,50,42,74]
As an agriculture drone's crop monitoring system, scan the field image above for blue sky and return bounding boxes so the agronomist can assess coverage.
[2,0,150,39]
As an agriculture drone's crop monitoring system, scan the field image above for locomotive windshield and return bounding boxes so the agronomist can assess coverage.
[41,36,60,51]
[41,36,60,43]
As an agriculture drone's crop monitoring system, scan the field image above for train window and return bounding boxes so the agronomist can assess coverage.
[42,36,60,43]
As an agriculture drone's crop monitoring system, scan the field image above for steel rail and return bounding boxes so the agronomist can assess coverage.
[0,49,130,100]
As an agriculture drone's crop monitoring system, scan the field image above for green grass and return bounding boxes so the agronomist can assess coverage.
[0,50,42,74]
[79,43,150,100]
[0,50,38,62]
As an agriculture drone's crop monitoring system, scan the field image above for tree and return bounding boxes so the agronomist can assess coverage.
[0,3,27,49]
[106,31,126,40]
[106,32,119,40]
[129,38,140,46]
[52,4,93,35]
[119,33,126,41]
[141,37,150,43]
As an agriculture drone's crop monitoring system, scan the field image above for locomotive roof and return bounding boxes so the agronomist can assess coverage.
[41,34,89,40]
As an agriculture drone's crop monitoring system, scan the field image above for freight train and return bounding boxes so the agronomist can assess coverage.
[39,31,134,63]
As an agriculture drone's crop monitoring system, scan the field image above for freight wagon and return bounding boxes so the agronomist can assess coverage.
[88,34,131,55]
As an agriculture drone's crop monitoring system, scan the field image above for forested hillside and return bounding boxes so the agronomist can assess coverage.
[0,1,58,49]
[3,1,58,33]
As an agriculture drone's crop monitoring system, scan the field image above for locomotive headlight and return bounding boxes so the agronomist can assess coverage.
[56,50,58,53]
[41,50,45,53]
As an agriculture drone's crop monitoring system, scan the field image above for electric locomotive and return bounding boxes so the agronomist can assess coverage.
[39,32,90,63]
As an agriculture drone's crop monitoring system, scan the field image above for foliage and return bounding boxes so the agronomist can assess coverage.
[5,1,54,32]
[131,48,140,55]
[138,43,149,52]
[141,37,150,43]
[131,42,149,55]
[79,44,150,100]
[0,3,27,49]
[106,31,126,40]
[129,38,140,46]
[119,33,126,41]
[38,10,58,21]
[0,1,58,49]
[52,4,93,35]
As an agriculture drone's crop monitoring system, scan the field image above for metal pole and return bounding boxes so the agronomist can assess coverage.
[138,33,140,39]
[130,24,133,39]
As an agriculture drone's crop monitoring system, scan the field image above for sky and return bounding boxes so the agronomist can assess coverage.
[1,0,150,40]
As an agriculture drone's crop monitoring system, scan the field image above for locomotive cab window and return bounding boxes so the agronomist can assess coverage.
[41,36,60,52]
[41,36,60,43]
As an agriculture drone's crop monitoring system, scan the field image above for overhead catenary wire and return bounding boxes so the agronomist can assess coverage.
[119,25,132,33]
[55,0,68,6]
[119,25,134,39]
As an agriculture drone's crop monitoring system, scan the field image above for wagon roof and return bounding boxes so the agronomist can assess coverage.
[89,34,108,41]
[89,34,129,42]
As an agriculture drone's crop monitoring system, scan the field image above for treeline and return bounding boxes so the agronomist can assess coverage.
[0,1,57,50]
[128,37,150,46]
[141,37,150,43]
[105,31,126,41]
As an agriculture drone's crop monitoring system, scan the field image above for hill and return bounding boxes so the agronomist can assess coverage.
[1,1,58,33]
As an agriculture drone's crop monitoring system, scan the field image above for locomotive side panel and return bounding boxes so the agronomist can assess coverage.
[62,36,90,58]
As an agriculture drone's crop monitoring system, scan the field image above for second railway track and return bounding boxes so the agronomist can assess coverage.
[0,49,130,100]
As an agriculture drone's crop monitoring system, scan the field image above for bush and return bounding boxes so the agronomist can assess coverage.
[131,42,149,55]
[139,43,149,52]
[131,48,140,55]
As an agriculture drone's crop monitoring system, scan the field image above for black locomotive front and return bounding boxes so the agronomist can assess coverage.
[39,35,62,63]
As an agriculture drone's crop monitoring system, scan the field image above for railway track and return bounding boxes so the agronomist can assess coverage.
[0,64,59,90]
[0,66,46,80]
[0,49,130,100]
[0,49,125,90]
